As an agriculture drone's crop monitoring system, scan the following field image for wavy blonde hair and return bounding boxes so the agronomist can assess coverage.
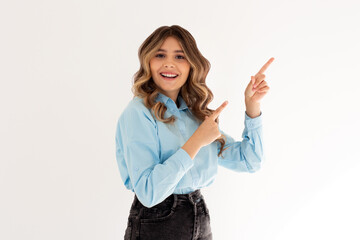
[131,25,228,158]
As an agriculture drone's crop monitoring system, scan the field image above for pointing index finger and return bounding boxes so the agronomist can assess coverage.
[257,57,275,75]
[210,100,228,120]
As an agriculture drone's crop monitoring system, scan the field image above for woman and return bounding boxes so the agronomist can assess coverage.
[115,25,274,240]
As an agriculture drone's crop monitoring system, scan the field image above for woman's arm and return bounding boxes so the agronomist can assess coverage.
[245,100,261,118]
[115,102,194,208]
[181,135,202,160]
[217,111,264,173]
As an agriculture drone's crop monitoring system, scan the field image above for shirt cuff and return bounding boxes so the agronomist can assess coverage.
[176,147,194,172]
[244,111,263,130]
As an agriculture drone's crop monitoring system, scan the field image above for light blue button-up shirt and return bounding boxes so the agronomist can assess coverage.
[115,92,264,208]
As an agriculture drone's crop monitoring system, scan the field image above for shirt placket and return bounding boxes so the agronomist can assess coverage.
[170,106,201,187]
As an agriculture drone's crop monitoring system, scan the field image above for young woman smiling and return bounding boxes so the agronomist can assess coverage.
[115,25,274,240]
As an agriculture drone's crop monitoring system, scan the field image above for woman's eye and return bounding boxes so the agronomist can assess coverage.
[154,54,185,60]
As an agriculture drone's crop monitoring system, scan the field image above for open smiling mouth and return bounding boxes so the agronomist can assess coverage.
[160,73,179,80]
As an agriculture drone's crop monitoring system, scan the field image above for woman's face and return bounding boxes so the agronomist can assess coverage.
[149,36,191,103]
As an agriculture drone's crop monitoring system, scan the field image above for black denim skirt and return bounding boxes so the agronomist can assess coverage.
[124,189,212,240]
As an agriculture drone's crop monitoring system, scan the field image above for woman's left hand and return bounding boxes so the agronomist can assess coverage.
[244,57,274,104]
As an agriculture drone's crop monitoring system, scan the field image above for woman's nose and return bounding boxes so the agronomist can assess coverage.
[164,59,175,68]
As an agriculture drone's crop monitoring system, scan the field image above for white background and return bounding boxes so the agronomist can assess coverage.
[1,0,360,239]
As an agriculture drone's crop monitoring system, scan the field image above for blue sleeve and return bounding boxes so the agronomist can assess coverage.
[115,104,194,208]
[217,111,264,173]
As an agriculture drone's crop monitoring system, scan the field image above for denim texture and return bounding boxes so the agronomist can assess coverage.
[124,189,212,240]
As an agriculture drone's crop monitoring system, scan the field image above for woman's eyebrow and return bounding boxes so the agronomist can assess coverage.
[157,48,184,53]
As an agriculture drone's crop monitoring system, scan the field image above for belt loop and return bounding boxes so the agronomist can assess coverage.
[189,189,201,205]
[188,191,195,205]
[172,194,178,211]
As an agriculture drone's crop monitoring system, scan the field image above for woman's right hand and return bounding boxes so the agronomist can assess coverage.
[193,100,229,147]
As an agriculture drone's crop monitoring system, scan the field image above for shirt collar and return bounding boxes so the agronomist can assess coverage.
[155,92,189,111]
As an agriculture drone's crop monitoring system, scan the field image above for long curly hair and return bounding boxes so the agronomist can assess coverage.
[131,25,228,158]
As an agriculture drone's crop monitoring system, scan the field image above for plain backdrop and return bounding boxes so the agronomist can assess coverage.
[1,0,360,239]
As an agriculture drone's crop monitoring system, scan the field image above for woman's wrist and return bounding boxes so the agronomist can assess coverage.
[245,99,261,118]
[181,134,203,160]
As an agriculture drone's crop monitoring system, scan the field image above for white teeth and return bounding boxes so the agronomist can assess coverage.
[161,73,178,78]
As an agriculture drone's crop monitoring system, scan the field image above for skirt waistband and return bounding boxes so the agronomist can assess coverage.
[174,189,203,204]
[134,189,203,207]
